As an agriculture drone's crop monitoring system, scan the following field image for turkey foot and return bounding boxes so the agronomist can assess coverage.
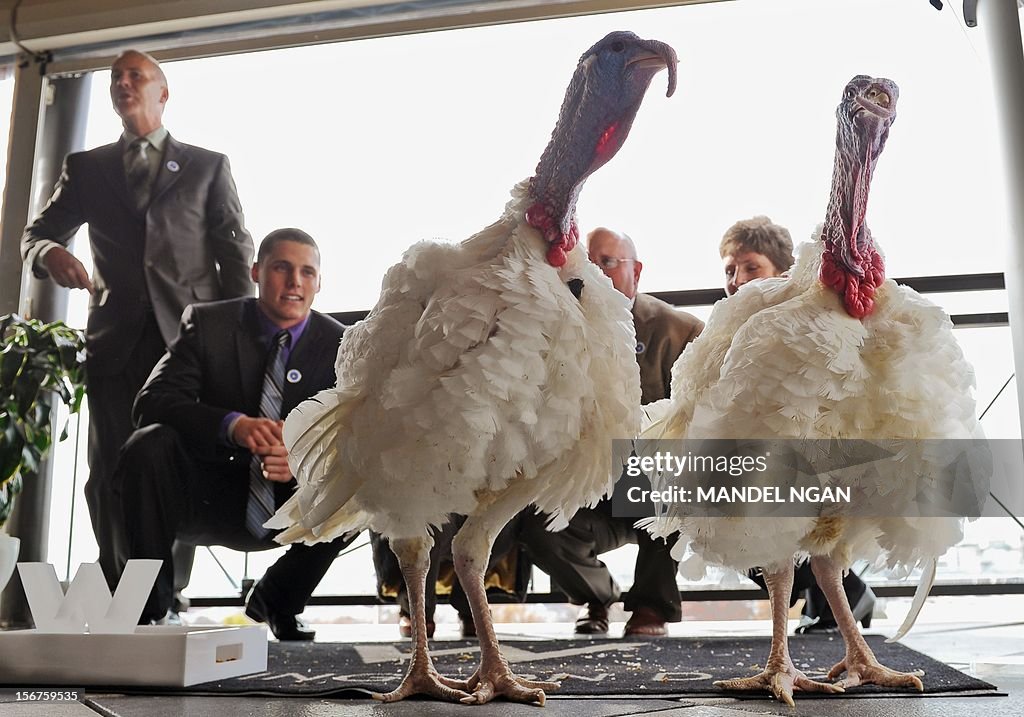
[373,657,471,703]
[716,658,844,707]
[828,652,924,692]
[460,665,559,706]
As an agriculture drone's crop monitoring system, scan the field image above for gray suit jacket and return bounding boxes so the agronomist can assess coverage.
[21,133,254,376]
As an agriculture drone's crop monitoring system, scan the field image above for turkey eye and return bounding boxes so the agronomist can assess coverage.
[611,41,625,52]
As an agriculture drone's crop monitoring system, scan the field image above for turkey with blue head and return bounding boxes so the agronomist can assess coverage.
[268,30,677,705]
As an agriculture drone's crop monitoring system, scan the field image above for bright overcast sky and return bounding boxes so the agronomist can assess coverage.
[70,0,1015,312]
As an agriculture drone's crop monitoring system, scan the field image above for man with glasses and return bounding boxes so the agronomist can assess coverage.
[519,227,703,637]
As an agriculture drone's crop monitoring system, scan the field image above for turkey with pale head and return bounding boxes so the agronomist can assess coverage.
[643,75,987,705]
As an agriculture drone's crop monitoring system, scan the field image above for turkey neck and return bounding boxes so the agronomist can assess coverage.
[819,76,898,319]
[819,137,885,320]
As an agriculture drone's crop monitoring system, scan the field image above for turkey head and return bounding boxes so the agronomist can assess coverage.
[528,31,677,267]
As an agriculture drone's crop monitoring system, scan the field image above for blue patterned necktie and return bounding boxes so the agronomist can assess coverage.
[245,329,291,538]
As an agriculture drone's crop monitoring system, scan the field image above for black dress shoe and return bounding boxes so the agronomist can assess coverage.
[574,602,610,635]
[245,589,315,641]
[796,583,875,634]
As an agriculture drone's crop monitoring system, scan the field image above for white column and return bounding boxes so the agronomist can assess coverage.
[974,1,1024,435]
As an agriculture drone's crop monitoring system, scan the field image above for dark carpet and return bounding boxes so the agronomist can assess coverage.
[103,635,997,699]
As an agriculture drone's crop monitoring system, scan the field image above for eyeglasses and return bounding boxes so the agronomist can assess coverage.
[597,256,637,270]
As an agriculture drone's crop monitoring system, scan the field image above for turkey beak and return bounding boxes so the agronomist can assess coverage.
[627,39,678,98]
[567,278,585,301]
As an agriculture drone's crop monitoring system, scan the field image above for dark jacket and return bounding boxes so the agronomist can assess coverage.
[133,298,344,486]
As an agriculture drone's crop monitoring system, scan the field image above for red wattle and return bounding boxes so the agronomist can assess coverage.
[819,251,847,293]
[820,248,885,319]
[525,203,577,267]
[547,245,567,267]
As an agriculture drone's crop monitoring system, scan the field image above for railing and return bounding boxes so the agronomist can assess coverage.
[51,271,1024,607]
[329,272,1010,328]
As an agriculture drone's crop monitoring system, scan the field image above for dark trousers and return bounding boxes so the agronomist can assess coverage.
[84,315,166,589]
[371,528,449,620]
[748,563,868,613]
[372,514,525,620]
[117,423,353,622]
[519,499,682,622]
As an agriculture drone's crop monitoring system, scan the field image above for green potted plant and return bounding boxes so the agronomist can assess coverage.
[0,314,86,589]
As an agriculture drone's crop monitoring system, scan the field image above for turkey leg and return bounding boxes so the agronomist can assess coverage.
[810,555,924,691]
[453,486,560,705]
[374,536,471,703]
[716,563,844,706]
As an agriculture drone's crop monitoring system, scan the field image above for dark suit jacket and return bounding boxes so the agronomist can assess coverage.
[21,134,254,376]
[133,298,344,503]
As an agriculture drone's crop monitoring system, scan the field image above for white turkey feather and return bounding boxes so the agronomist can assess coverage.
[887,557,937,643]
[267,180,641,542]
[644,232,985,583]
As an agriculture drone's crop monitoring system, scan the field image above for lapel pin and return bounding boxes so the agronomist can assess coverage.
[286,369,302,384]
[635,340,646,354]
[166,160,180,172]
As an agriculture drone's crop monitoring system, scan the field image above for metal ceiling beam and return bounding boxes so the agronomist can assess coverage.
[2,0,727,74]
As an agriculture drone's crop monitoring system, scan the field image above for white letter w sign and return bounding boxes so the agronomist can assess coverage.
[17,560,161,634]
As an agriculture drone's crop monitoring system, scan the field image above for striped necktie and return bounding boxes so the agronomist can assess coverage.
[245,329,291,538]
[125,138,151,212]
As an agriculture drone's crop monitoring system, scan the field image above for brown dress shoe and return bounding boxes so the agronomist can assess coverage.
[398,614,435,639]
[574,602,610,635]
[623,606,668,637]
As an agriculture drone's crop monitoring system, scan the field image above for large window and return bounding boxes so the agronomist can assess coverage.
[42,0,1022,600]
[72,0,1014,306]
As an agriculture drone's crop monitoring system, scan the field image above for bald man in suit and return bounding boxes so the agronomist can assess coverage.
[21,49,254,591]
[519,228,703,637]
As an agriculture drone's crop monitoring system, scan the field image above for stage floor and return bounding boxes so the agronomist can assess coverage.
[10,596,1024,717]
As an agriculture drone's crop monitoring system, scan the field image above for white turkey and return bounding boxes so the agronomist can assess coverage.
[643,75,987,705]
[267,31,677,705]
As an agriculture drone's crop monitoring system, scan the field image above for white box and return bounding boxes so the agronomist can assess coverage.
[0,625,268,687]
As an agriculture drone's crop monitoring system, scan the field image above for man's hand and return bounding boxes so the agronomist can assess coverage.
[42,246,93,292]
[232,417,292,483]
[253,445,292,483]
[232,416,284,451]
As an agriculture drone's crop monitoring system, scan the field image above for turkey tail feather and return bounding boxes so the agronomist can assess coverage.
[886,557,937,643]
